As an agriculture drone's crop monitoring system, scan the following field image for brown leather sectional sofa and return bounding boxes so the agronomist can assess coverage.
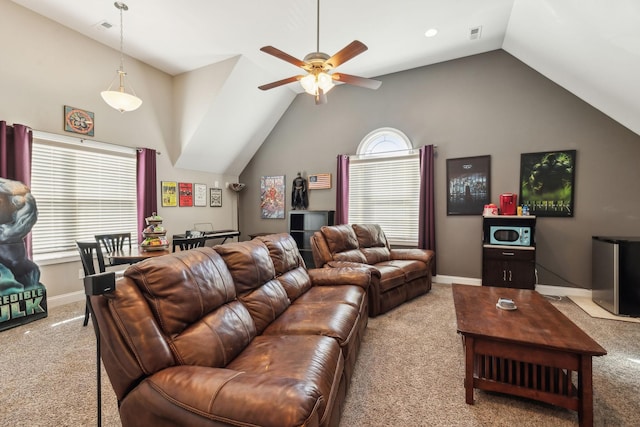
[90,233,373,427]
[310,224,435,316]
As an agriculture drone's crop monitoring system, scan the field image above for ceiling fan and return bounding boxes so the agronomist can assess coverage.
[258,0,381,105]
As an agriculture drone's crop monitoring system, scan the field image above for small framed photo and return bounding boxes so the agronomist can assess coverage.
[64,105,94,136]
[210,188,222,207]
[193,183,207,207]
[446,155,491,215]
[161,181,177,207]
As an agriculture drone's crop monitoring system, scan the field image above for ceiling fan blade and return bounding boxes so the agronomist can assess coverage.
[325,40,368,69]
[332,73,382,90]
[258,75,303,91]
[260,46,306,68]
[315,88,328,105]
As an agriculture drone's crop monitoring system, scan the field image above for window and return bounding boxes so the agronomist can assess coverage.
[349,128,420,246]
[30,133,137,262]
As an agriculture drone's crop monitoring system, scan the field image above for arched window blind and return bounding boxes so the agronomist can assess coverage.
[349,128,420,246]
[30,136,137,261]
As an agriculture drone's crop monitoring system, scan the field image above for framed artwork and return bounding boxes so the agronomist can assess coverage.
[308,173,332,190]
[161,181,177,207]
[446,155,491,215]
[193,183,207,206]
[179,182,193,207]
[520,150,576,217]
[210,188,222,207]
[64,105,94,136]
[260,175,285,219]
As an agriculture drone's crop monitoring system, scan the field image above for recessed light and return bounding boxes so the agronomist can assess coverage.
[425,28,438,38]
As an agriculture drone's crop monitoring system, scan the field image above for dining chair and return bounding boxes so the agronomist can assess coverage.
[76,241,107,327]
[95,232,132,263]
[172,236,206,252]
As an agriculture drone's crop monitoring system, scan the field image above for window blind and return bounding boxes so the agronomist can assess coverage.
[348,154,420,246]
[31,139,137,260]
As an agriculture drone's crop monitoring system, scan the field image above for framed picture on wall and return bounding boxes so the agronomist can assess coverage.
[161,181,177,207]
[260,175,285,219]
[210,188,222,207]
[179,182,193,207]
[519,150,576,217]
[446,155,491,215]
[193,183,207,206]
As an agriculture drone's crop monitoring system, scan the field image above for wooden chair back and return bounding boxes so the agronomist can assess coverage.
[172,236,206,252]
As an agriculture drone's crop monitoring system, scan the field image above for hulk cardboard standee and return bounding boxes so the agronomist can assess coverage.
[0,178,47,332]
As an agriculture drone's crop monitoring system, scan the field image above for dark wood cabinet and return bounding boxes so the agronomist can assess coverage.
[482,215,536,289]
[289,210,335,268]
[482,247,535,289]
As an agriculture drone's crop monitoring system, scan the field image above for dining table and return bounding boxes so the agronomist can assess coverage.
[107,246,171,265]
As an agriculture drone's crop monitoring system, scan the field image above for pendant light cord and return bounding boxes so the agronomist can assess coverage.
[118,3,125,73]
[316,0,320,52]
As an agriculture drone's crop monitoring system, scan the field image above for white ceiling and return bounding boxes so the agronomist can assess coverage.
[11,0,640,174]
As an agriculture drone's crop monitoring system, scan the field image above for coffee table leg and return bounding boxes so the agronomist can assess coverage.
[578,355,594,427]
[465,336,475,404]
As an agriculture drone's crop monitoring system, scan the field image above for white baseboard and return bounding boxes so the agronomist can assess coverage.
[47,290,85,308]
[433,275,592,298]
[434,275,482,286]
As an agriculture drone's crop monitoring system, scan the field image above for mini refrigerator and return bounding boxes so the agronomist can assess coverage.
[592,236,640,316]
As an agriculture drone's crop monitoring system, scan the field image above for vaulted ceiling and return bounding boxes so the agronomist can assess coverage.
[11,0,640,175]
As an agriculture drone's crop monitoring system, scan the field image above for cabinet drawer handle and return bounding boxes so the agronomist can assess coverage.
[502,252,515,256]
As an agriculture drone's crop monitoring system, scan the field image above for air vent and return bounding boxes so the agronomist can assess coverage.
[469,26,482,40]
[95,20,113,31]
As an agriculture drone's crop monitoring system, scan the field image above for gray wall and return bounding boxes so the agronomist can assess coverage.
[239,49,640,289]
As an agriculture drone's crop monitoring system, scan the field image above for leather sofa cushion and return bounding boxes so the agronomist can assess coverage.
[215,240,276,294]
[333,249,367,263]
[124,247,238,337]
[264,302,360,348]
[388,259,428,282]
[172,300,256,367]
[294,285,366,311]
[360,246,391,264]
[373,263,407,292]
[321,225,363,255]
[352,224,388,248]
[121,364,324,427]
[227,334,342,425]
[216,240,290,334]
[258,233,304,276]
[277,266,313,301]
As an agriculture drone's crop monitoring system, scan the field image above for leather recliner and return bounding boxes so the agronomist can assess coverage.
[310,224,435,316]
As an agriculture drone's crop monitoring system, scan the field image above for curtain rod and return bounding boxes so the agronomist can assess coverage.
[33,130,161,155]
[346,144,437,159]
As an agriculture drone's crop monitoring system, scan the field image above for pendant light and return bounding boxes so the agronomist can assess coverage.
[101,2,142,113]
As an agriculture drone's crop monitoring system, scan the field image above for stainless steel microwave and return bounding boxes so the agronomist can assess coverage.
[489,225,532,246]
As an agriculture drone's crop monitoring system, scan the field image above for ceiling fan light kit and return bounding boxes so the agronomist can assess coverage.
[101,2,142,113]
[258,0,380,104]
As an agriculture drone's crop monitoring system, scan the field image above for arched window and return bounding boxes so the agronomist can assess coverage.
[349,128,420,246]
[356,127,413,158]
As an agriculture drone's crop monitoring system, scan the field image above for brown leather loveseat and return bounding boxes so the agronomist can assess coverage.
[310,224,435,316]
[89,233,372,427]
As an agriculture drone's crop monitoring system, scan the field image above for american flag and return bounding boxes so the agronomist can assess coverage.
[308,173,331,190]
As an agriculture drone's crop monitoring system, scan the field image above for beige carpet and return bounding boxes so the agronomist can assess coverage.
[567,296,640,324]
[1,284,639,426]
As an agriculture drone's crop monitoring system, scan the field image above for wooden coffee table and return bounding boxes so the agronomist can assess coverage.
[452,284,606,427]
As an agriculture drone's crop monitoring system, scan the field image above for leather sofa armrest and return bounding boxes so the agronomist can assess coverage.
[121,366,322,426]
[308,266,376,290]
[390,248,435,266]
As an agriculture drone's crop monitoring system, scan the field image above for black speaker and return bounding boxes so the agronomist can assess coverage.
[84,271,116,296]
